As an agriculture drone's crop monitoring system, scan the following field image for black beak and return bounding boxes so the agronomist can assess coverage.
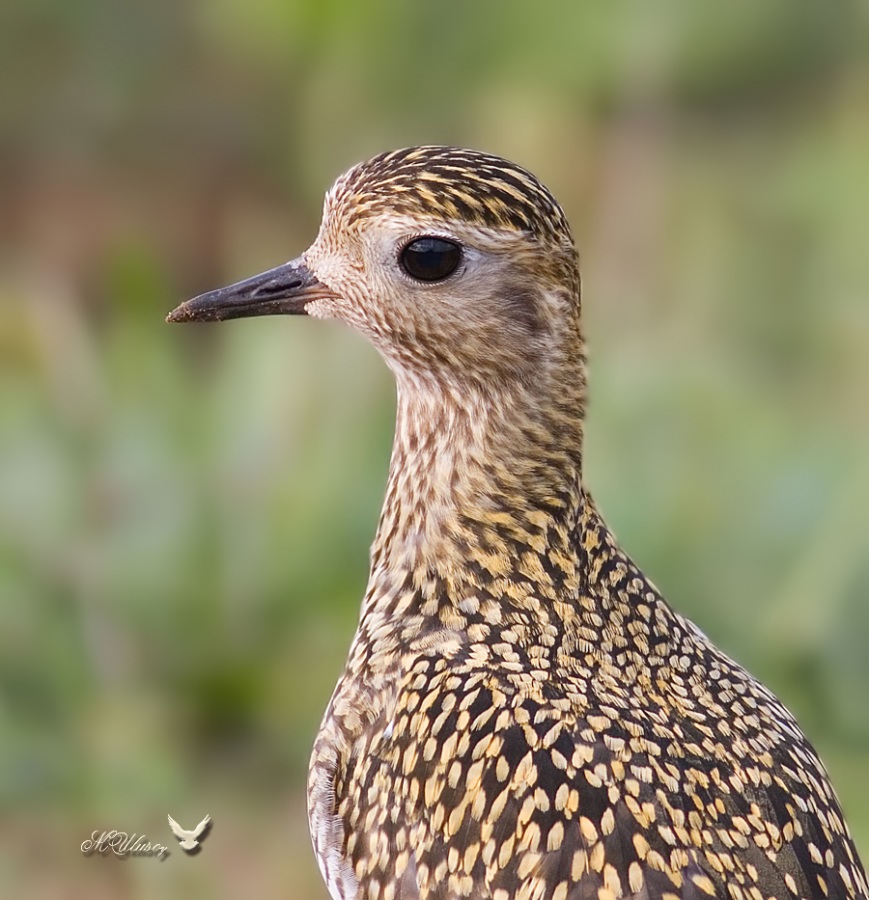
[166,257,334,323]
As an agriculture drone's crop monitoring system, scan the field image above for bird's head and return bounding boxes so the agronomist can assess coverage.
[168,147,583,391]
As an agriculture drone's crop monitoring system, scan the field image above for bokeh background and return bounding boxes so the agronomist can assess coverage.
[1,0,868,896]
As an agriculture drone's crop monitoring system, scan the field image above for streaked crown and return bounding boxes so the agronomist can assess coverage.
[329,146,573,246]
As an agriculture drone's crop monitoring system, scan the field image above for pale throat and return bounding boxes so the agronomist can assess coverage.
[369,363,586,581]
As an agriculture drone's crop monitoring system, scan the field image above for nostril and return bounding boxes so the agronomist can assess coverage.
[252,277,303,300]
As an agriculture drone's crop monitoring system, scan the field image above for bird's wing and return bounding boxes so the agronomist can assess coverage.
[192,814,211,838]
[470,708,865,898]
[167,814,187,840]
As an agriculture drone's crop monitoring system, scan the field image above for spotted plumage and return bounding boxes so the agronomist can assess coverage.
[168,146,867,900]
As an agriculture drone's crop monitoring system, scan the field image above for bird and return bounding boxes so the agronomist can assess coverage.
[167,813,211,852]
[167,146,868,899]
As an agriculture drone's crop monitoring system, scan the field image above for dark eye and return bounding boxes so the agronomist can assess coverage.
[399,237,462,282]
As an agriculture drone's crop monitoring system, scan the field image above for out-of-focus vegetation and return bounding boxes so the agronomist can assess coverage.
[1,0,867,896]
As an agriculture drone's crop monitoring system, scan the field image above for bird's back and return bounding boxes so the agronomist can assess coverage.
[309,497,867,900]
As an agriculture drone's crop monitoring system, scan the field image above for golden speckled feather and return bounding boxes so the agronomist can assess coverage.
[168,146,868,900]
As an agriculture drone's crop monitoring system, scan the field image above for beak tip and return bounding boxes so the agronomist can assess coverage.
[166,304,192,324]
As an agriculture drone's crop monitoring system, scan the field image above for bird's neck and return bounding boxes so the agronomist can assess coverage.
[367,365,586,608]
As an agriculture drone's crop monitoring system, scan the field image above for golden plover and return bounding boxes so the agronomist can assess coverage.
[168,147,868,900]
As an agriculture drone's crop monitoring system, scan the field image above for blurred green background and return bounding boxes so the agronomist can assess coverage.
[1,0,868,896]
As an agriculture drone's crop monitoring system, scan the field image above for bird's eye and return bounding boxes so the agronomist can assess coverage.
[399,237,462,282]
